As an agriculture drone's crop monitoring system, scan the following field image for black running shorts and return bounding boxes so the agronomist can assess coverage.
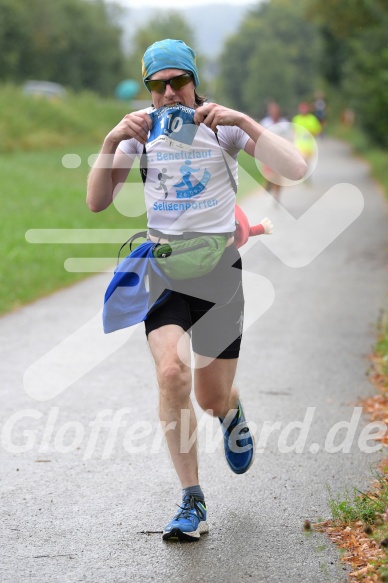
[144,245,244,359]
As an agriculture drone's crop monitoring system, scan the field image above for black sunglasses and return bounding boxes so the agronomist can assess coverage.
[145,73,193,94]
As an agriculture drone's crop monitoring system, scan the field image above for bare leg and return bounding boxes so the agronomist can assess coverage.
[148,324,199,488]
[193,356,239,418]
[194,355,254,475]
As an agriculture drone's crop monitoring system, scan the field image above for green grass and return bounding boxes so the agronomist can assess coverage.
[0,144,147,314]
[326,475,388,577]
[327,122,388,200]
[0,84,130,153]
[0,83,137,312]
[0,87,113,310]
[327,481,387,525]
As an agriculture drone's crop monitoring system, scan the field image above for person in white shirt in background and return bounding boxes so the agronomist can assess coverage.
[260,101,294,202]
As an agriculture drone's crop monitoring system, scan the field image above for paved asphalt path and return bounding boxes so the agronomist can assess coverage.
[1,137,388,582]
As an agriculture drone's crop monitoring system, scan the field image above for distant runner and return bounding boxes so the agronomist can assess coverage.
[260,101,294,201]
[292,102,322,172]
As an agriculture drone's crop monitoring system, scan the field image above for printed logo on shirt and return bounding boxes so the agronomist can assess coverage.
[173,160,211,199]
[155,168,173,199]
[153,160,212,201]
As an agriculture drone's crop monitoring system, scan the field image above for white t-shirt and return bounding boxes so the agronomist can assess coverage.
[118,106,250,235]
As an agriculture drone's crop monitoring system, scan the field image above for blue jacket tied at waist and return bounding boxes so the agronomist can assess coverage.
[103,242,171,334]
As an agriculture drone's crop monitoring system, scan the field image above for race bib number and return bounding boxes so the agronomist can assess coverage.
[148,105,198,151]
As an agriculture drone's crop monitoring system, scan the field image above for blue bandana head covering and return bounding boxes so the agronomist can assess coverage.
[142,39,200,89]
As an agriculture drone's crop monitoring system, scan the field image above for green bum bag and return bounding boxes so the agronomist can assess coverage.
[152,235,228,280]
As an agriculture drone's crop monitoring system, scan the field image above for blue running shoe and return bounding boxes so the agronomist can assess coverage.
[162,495,209,542]
[219,399,254,474]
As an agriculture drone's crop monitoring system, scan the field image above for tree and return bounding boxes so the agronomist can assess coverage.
[307,0,388,146]
[0,0,31,80]
[0,0,126,95]
[217,0,322,117]
[343,26,388,146]
[305,0,386,39]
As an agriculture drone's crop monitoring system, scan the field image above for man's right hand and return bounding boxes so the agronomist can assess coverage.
[106,110,152,147]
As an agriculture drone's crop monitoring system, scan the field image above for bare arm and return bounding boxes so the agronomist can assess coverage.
[86,110,152,213]
[194,103,307,181]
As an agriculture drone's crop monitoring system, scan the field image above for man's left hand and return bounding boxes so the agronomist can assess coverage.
[194,103,244,132]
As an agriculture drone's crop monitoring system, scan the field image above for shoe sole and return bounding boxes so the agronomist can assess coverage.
[162,521,209,542]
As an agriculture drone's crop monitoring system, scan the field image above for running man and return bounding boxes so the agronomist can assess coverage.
[87,39,307,542]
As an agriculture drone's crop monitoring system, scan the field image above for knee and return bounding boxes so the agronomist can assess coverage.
[157,361,191,401]
[196,392,229,418]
